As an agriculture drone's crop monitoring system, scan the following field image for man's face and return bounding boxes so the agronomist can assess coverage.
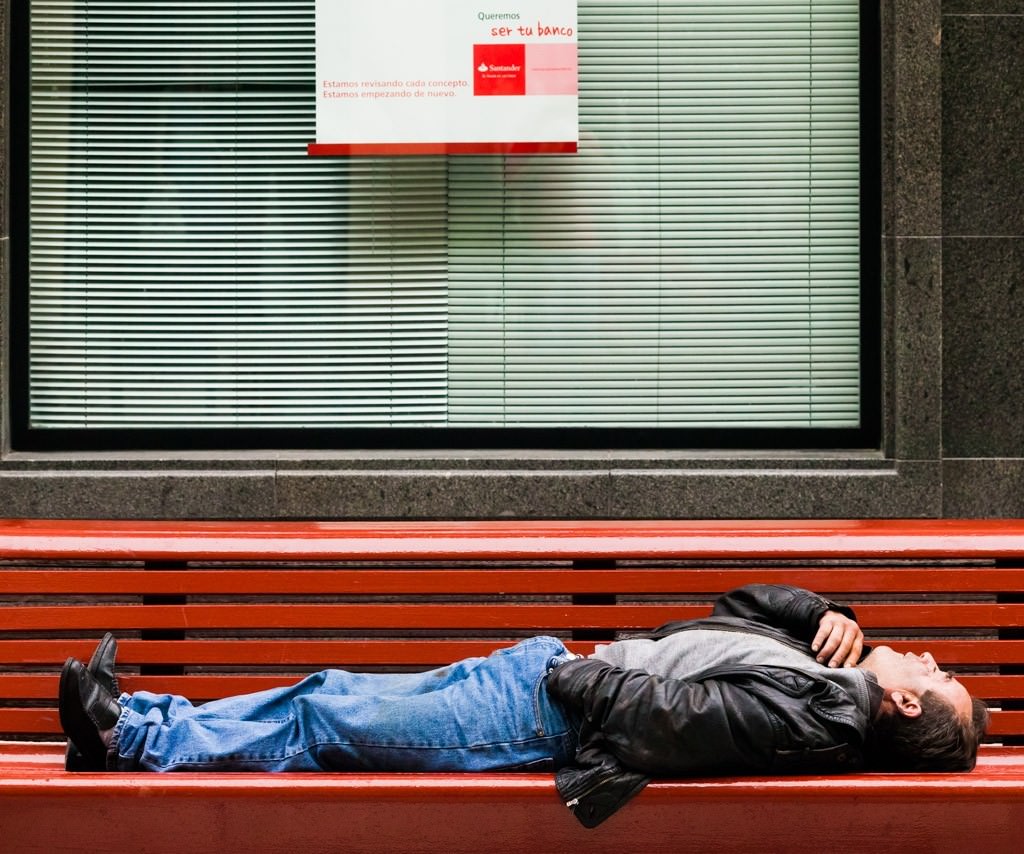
[859,645,973,720]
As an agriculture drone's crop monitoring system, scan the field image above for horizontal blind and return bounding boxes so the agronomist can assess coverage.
[30,1,448,427]
[29,1,862,433]
[450,0,861,427]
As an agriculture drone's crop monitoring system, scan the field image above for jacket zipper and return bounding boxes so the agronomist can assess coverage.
[563,778,606,809]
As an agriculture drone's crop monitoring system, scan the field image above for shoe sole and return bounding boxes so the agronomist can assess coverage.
[66,635,118,770]
[59,658,107,771]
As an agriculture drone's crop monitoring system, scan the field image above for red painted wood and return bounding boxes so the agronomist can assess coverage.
[5,601,1024,632]
[5,638,1024,668]
[6,672,1024,703]
[5,520,1024,851]
[961,675,1024,696]
[0,707,1001,737]
[5,566,1024,595]
[0,710,59,732]
[6,518,1024,560]
[5,740,1023,774]
[0,602,702,631]
[2,743,1024,853]
[0,639,530,667]
[856,639,1024,665]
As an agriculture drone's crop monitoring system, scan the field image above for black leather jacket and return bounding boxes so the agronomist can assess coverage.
[548,584,879,828]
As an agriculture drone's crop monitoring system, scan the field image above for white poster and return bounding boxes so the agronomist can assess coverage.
[311,1,578,155]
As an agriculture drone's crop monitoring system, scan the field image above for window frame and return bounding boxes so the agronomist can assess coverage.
[8,1,882,453]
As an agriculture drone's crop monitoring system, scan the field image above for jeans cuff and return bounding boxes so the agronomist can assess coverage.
[107,694,133,769]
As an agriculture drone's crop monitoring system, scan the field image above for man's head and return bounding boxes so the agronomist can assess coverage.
[858,646,989,771]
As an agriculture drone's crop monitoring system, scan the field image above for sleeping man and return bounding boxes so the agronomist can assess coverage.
[59,584,988,828]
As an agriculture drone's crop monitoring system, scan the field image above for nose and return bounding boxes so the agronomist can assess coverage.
[904,651,938,671]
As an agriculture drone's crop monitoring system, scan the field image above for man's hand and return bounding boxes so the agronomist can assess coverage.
[811,610,864,668]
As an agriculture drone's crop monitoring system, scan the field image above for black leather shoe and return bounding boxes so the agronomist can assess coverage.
[59,657,122,772]
[65,634,119,771]
[86,632,119,696]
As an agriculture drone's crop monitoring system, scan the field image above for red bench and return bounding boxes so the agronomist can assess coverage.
[1,519,1023,854]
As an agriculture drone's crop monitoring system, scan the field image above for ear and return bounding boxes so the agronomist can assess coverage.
[889,689,923,719]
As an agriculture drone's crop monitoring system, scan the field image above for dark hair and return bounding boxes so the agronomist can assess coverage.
[866,691,989,772]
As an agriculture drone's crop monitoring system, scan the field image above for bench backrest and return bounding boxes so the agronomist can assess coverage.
[2,519,1023,743]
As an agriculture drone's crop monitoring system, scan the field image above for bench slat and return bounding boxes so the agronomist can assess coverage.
[3,636,1024,662]
[0,639,514,666]
[5,602,1024,631]
[5,567,1024,595]
[6,518,1024,560]
[5,638,1024,667]
[15,707,1024,738]
[2,750,1022,854]
[3,672,1023,701]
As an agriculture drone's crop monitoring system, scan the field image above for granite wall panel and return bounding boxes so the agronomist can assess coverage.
[942,238,1024,457]
[607,462,942,519]
[943,1,1024,13]
[1,0,8,454]
[945,459,1024,517]
[941,9,1024,462]
[275,469,612,519]
[942,14,1024,236]
[889,0,945,237]
[0,470,278,518]
[891,238,944,460]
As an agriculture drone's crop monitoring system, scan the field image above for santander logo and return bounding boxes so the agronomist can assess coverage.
[474,44,527,96]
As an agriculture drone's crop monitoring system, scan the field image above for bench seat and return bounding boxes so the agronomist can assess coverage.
[2,743,1023,853]
[2,518,1024,853]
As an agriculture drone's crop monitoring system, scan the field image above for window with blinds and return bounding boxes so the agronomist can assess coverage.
[23,1,868,441]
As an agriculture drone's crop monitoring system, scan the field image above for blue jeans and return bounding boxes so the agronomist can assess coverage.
[110,636,580,772]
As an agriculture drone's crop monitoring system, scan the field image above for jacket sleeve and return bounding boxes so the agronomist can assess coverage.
[547,657,777,776]
[707,584,856,643]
